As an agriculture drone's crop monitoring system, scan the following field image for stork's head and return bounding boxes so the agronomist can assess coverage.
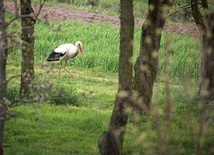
[75,41,84,56]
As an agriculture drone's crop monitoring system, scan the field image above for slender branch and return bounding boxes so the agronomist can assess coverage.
[6,74,21,86]
[6,16,18,27]
[165,36,172,155]
[6,0,46,27]
[201,0,209,9]
[197,98,205,155]
[168,4,192,17]
[187,112,197,151]
[14,0,19,17]
[122,96,150,115]
[34,0,46,20]
[155,112,163,154]
[6,0,19,27]
[201,0,210,22]
[4,111,16,120]
[9,99,36,108]
[7,14,35,27]
[191,0,206,35]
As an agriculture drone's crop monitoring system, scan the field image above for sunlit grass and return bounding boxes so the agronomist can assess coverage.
[5,103,111,155]
[34,21,120,72]
[5,62,207,154]
[5,63,116,154]
[159,33,201,84]
[4,9,210,155]
[6,10,201,82]
[33,21,201,82]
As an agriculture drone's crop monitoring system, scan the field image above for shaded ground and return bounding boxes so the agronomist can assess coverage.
[4,1,200,38]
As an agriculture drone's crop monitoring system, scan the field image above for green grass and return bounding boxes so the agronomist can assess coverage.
[5,104,111,155]
[4,7,213,155]
[5,65,116,155]
[34,21,120,72]
[5,64,212,155]
[7,18,201,81]
[159,33,201,84]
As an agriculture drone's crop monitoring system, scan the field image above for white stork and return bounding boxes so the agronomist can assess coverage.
[47,41,84,78]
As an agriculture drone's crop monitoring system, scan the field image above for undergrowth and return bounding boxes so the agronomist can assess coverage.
[4,4,212,155]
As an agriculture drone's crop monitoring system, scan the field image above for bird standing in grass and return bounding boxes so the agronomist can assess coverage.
[47,41,84,78]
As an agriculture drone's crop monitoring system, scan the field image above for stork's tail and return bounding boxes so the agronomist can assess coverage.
[47,51,65,61]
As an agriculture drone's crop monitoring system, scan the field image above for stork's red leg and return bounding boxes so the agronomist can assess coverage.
[64,61,75,78]
[58,62,62,78]
[59,68,61,78]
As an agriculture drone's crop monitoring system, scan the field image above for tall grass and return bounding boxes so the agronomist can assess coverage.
[5,10,208,155]
[5,103,111,155]
[159,33,201,84]
[32,21,201,83]
[34,21,120,72]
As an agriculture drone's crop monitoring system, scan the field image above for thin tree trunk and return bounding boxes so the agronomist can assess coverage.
[98,0,134,154]
[191,0,214,99]
[20,0,35,97]
[0,0,8,154]
[133,0,172,112]
[190,1,214,154]
[200,13,214,100]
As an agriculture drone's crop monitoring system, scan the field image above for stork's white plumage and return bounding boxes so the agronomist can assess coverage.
[47,41,84,78]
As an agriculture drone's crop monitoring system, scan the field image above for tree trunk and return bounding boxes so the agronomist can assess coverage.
[133,0,172,112]
[0,0,8,154]
[191,0,214,99]
[200,13,214,100]
[190,1,214,154]
[20,0,35,97]
[98,0,134,154]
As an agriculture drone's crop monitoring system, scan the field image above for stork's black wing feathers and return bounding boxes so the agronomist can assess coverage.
[47,51,66,61]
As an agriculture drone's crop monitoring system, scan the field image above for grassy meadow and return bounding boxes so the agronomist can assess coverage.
[4,1,214,155]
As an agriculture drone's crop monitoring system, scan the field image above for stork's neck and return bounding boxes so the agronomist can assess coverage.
[75,46,80,53]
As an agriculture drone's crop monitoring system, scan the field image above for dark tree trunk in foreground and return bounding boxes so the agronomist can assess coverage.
[133,0,173,113]
[191,0,214,100]
[20,0,35,97]
[202,13,214,100]
[191,0,214,154]
[0,1,8,154]
[98,0,134,154]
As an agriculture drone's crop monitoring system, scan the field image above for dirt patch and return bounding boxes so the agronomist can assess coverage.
[4,1,200,38]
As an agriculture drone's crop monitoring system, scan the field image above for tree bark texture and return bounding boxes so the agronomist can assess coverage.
[98,0,134,154]
[200,12,214,100]
[133,0,173,112]
[191,0,214,100]
[0,0,8,154]
[20,0,35,97]
[190,1,214,154]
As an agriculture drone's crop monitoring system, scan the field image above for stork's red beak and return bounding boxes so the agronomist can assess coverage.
[80,47,84,56]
